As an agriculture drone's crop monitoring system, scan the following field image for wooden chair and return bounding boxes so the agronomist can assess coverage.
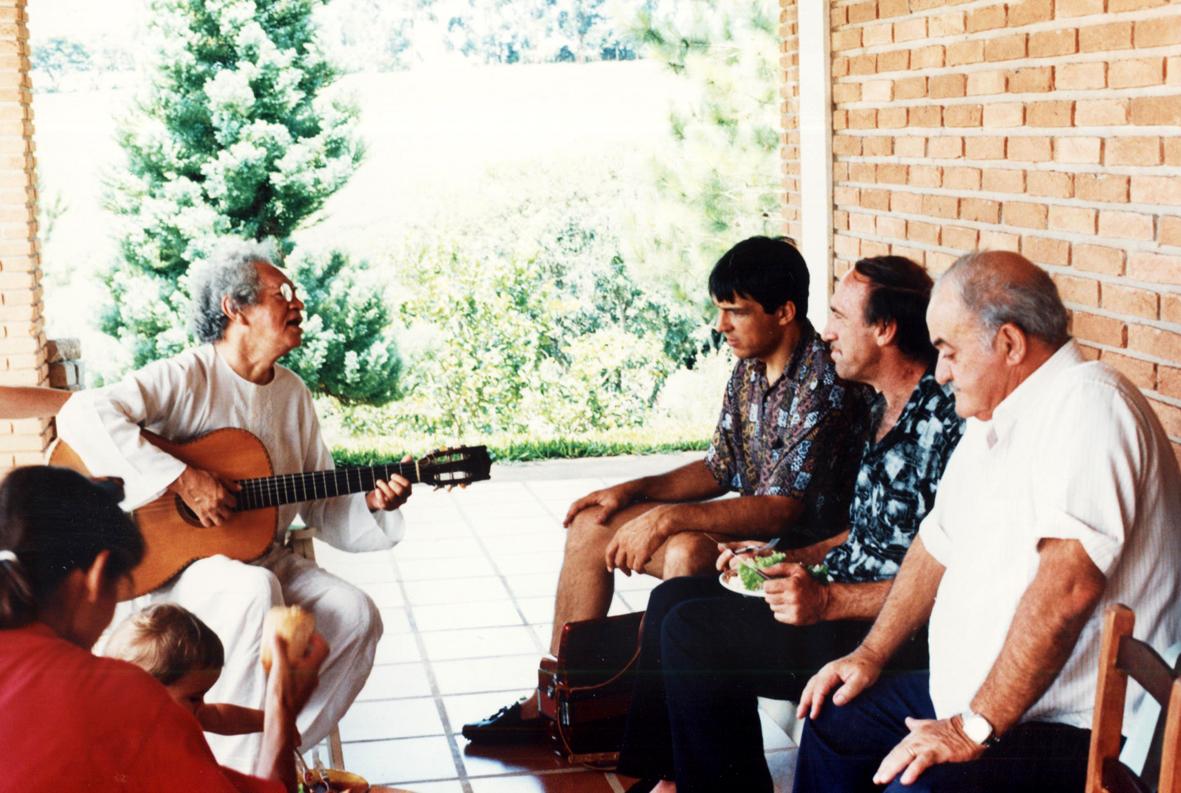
[1085,603,1181,793]
[287,527,347,771]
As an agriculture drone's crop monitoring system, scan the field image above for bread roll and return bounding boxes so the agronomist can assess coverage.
[260,605,315,674]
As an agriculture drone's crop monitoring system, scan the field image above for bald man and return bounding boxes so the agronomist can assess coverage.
[791,251,1181,793]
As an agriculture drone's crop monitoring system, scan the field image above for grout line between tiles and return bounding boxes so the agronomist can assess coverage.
[390,530,475,793]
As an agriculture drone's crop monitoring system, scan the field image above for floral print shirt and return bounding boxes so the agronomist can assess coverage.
[705,322,873,546]
[824,369,964,583]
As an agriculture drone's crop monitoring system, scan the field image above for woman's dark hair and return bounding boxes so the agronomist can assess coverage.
[0,466,144,629]
[708,236,810,318]
[853,255,936,365]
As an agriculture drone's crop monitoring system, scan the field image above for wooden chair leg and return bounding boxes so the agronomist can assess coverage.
[288,527,347,770]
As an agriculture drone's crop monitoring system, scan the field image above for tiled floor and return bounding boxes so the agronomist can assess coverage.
[308,454,799,792]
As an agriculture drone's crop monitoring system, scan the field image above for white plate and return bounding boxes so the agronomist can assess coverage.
[719,569,766,598]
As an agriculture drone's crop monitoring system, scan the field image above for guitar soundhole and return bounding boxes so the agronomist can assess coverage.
[174,496,204,528]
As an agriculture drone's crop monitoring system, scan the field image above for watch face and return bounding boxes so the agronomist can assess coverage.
[962,713,993,745]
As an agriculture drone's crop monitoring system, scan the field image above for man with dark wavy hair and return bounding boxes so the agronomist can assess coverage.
[464,236,874,744]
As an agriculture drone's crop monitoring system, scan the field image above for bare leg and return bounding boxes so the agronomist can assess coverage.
[516,507,716,720]
[550,501,675,654]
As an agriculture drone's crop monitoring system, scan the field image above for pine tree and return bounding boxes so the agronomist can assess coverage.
[105,0,398,403]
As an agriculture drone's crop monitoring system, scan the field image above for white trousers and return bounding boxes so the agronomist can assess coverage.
[137,546,382,773]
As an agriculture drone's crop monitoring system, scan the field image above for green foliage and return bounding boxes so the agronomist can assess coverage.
[104,0,372,380]
[321,0,641,70]
[331,432,709,466]
[324,166,706,440]
[626,0,784,317]
[30,37,92,91]
[282,249,401,404]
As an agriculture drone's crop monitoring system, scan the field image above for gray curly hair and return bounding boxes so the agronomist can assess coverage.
[189,239,279,343]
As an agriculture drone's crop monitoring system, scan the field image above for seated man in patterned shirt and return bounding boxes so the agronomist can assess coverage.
[616,255,964,793]
[463,236,874,744]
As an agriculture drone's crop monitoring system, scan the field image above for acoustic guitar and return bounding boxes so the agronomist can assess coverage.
[50,428,492,599]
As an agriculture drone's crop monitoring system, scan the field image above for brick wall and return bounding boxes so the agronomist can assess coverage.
[825,0,1181,459]
[780,0,803,243]
[0,0,53,469]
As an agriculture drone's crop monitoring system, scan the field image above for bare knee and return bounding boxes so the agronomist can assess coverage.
[563,510,613,559]
[661,533,718,578]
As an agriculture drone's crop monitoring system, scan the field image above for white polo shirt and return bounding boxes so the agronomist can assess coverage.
[919,341,1181,728]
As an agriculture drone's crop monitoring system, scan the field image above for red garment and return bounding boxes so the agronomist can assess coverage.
[0,623,284,793]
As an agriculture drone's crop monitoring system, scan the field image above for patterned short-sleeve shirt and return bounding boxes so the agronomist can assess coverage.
[824,369,964,583]
[704,323,874,545]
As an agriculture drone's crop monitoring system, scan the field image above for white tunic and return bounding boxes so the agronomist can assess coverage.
[919,342,1181,729]
[56,344,404,771]
[55,344,404,550]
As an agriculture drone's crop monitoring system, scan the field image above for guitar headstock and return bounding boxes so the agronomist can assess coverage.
[419,445,492,488]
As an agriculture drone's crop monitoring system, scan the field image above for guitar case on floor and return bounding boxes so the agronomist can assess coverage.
[537,610,644,768]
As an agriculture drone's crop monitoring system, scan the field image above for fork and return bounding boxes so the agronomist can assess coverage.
[729,536,781,556]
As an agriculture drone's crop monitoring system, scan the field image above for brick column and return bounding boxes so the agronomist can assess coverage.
[0,0,53,469]
[780,0,802,244]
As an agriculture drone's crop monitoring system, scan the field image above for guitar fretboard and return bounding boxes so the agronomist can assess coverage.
[235,462,419,511]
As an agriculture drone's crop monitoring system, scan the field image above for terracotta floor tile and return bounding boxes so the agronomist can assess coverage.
[461,740,573,778]
[468,771,619,792]
[358,661,434,700]
[432,653,538,695]
[339,696,444,741]
[412,600,525,632]
[404,576,512,607]
[343,735,461,786]
[420,625,540,662]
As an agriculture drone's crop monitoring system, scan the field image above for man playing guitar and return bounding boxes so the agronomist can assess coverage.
[56,238,412,772]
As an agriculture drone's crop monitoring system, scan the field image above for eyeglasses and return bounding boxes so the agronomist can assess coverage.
[277,283,299,303]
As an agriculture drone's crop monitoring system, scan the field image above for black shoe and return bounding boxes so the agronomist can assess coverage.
[624,779,661,793]
[461,698,547,745]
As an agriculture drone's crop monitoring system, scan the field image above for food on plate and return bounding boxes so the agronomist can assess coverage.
[736,551,787,591]
[260,605,315,674]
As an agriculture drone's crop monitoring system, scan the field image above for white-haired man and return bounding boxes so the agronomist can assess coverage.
[792,250,1181,793]
[56,240,412,772]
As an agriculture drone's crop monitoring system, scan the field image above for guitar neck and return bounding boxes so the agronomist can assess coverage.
[235,462,420,511]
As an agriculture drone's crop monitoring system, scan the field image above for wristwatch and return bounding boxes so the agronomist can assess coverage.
[959,709,1000,747]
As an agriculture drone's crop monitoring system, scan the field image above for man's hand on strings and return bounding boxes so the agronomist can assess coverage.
[366,454,413,511]
[169,465,240,527]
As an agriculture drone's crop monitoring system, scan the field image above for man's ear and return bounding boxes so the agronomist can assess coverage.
[777,301,797,326]
[995,323,1028,365]
[82,550,111,605]
[873,318,898,349]
[220,295,243,326]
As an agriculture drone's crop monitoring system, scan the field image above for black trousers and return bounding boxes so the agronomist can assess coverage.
[616,575,928,793]
[793,671,1091,793]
